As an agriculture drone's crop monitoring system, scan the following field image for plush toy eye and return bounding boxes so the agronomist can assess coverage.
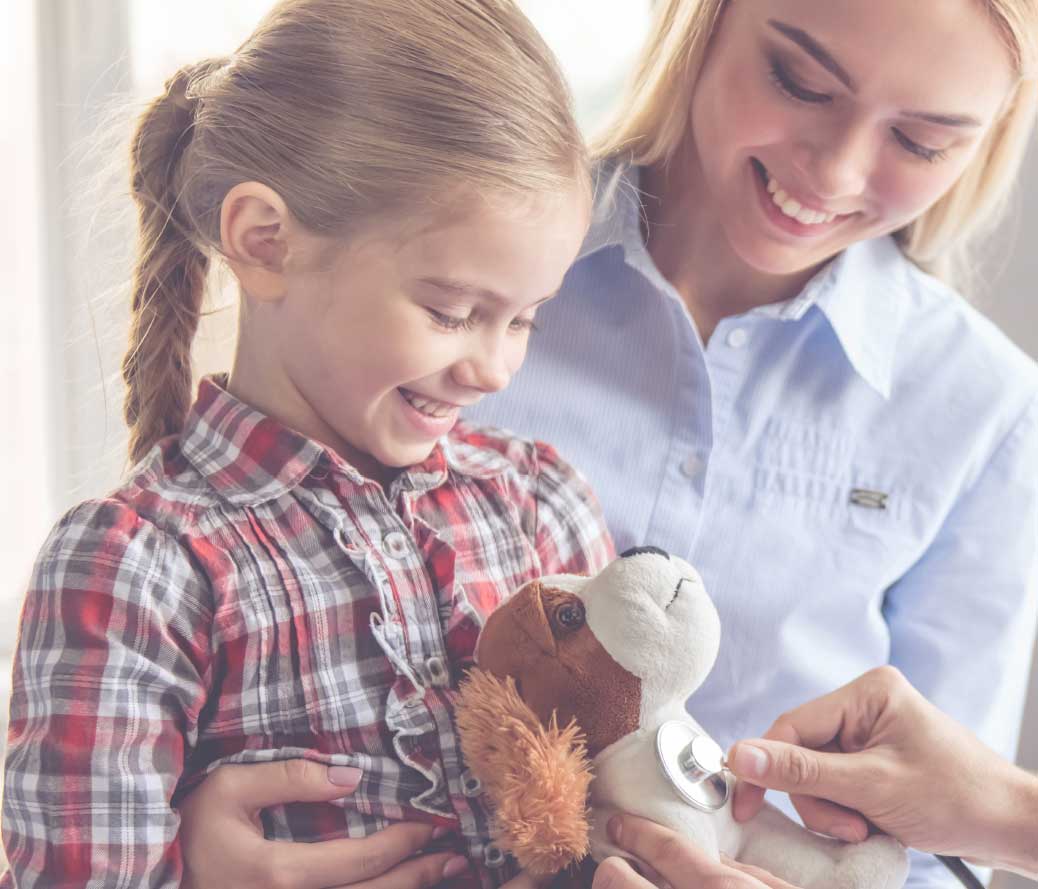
[552,599,586,633]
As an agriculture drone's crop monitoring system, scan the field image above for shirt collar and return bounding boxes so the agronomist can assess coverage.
[579,159,909,399]
[786,236,910,400]
[181,377,512,506]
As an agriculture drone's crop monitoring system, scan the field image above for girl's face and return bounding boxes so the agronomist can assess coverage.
[689,0,1016,276]
[273,190,588,483]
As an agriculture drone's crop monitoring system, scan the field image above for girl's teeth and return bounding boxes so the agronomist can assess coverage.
[765,173,836,225]
[402,390,453,419]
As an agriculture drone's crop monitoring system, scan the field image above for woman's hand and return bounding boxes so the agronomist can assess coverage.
[727,666,1037,870]
[590,814,798,889]
[178,760,470,889]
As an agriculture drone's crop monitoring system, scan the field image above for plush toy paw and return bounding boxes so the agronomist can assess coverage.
[455,668,593,877]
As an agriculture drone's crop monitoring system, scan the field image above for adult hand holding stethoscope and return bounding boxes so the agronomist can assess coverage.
[593,667,1038,889]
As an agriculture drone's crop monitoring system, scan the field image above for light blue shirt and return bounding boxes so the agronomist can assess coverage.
[467,163,1038,887]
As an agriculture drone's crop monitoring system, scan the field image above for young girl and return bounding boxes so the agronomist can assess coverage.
[174,1,1038,889]
[0,1,612,887]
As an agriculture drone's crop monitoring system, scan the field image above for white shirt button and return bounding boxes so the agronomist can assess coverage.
[382,531,409,560]
[726,327,749,348]
[424,656,449,687]
[460,768,483,797]
[680,455,702,479]
[484,843,506,868]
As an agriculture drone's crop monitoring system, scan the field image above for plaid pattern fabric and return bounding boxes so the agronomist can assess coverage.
[1,377,614,889]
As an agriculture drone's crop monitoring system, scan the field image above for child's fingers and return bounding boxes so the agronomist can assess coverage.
[198,760,363,812]
[274,823,448,888]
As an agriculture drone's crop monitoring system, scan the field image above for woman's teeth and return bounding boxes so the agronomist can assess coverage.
[400,389,455,419]
[765,174,837,226]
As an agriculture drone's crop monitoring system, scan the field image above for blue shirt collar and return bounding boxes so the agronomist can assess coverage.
[578,160,910,399]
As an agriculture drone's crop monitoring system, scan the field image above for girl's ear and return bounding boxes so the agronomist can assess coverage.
[455,668,592,878]
[220,181,293,301]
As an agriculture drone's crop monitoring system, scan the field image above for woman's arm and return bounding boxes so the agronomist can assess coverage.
[729,666,1038,879]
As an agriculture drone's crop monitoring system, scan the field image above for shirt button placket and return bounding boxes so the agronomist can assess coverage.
[382,530,410,561]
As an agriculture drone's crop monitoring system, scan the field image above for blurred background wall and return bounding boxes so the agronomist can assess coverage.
[1,2,1035,886]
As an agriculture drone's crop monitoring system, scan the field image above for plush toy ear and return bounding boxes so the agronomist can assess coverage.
[455,668,592,877]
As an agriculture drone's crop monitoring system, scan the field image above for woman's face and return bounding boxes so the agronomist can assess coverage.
[689,0,1017,276]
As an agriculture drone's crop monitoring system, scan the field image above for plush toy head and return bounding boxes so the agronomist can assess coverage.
[455,548,720,876]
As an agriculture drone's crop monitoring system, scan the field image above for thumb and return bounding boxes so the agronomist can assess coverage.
[210,759,363,812]
[728,740,859,804]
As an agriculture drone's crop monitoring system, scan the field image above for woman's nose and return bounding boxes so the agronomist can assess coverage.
[793,118,872,202]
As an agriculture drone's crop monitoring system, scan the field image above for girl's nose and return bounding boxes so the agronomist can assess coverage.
[451,346,513,394]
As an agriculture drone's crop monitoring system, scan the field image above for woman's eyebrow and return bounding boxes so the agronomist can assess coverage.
[768,19,854,90]
[767,18,983,128]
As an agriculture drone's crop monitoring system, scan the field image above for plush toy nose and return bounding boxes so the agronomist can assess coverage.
[619,545,670,560]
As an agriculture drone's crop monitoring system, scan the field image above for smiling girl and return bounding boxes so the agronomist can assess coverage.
[0,1,613,887]
[169,2,1038,888]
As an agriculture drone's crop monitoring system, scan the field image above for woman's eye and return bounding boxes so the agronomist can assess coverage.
[427,308,474,331]
[891,129,948,164]
[769,59,831,105]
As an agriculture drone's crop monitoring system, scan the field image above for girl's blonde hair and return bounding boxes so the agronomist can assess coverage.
[124,0,587,464]
[593,0,1038,285]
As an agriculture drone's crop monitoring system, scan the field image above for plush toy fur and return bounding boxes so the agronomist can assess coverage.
[455,550,909,889]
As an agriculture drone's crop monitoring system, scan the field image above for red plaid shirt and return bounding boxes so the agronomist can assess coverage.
[2,377,613,888]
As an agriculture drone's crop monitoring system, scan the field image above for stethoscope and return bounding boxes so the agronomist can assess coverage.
[654,721,984,889]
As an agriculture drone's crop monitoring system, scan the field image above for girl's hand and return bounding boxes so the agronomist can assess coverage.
[178,760,469,889]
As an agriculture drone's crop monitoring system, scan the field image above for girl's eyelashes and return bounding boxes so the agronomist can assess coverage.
[891,129,949,164]
[768,58,831,104]
[767,55,950,164]
[426,307,539,333]
[427,308,475,331]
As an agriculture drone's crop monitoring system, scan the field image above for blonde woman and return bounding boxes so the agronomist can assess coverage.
[174,0,1038,887]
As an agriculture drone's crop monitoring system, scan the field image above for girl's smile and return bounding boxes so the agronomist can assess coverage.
[227,188,590,487]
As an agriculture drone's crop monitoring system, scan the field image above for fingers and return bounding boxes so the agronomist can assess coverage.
[787,794,869,843]
[721,857,802,889]
[274,822,453,888]
[336,849,468,889]
[591,857,656,889]
[198,760,363,812]
[726,740,861,809]
[605,814,731,888]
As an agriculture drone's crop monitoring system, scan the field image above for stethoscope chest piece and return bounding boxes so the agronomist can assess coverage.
[655,720,731,812]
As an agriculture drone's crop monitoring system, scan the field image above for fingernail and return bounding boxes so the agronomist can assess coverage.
[443,856,469,879]
[832,824,863,843]
[730,743,769,779]
[328,765,363,787]
[432,826,451,839]
[607,815,622,845]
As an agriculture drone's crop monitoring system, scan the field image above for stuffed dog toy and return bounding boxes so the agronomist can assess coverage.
[455,547,908,889]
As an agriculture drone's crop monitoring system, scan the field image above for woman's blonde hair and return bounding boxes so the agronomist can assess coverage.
[593,0,1038,285]
[124,0,587,464]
